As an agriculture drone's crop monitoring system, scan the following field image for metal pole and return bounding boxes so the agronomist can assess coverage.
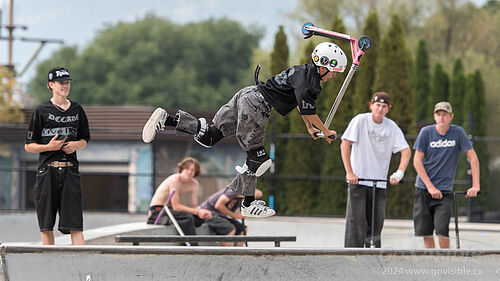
[467,113,473,222]
[453,192,460,249]
[323,64,357,129]
[269,115,276,210]
[370,181,377,248]
[7,0,14,101]
[241,218,248,247]
[7,0,13,72]
[17,41,46,77]
[162,189,191,246]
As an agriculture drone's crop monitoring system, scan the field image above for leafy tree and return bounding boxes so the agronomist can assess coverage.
[292,0,429,31]
[413,39,431,125]
[0,67,24,124]
[27,15,261,111]
[351,10,380,116]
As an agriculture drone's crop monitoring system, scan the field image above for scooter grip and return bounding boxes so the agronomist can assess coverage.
[314,132,335,140]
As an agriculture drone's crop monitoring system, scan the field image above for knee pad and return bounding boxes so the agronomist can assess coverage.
[235,146,272,177]
[175,110,199,135]
[194,118,224,148]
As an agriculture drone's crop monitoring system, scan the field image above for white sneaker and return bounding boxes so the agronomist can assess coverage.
[142,108,168,143]
[241,200,276,218]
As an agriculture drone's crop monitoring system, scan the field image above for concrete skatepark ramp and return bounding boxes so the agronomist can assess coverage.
[2,245,500,281]
[2,214,500,280]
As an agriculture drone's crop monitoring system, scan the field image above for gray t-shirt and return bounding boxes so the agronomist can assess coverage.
[200,186,240,216]
[413,124,473,191]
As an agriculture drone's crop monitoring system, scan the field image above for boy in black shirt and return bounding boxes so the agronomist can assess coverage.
[25,67,90,245]
[143,42,346,217]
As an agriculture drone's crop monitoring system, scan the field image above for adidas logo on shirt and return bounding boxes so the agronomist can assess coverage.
[430,139,456,148]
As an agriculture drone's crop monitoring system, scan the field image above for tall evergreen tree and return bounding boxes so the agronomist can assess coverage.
[449,58,466,125]
[463,70,489,209]
[268,25,290,161]
[413,40,431,125]
[429,62,449,119]
[352,10,380,116]
[373,14,414,217]
[262,25,290,211]
[463,71,486,134]
[278,41,320,215]
[270,25,289,75]
[373,14,414,134]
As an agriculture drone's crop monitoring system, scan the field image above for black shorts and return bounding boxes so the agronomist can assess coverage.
[413,188,452,237]
[34,165,83,234]
[205,215,246,235]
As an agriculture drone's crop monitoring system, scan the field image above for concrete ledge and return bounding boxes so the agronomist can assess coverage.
[2,245,500,281]
[3,245,500,256]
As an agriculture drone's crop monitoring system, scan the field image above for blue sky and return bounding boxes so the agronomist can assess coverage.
[0,0,300,84]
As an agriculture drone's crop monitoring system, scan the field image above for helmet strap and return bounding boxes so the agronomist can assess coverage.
[318,66,330,79]
[311,58,331,79]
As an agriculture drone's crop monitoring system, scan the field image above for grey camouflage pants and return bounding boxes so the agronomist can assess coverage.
[213,86,271,196]
[175,86,271,196]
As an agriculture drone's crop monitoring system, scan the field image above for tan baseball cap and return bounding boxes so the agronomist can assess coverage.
[434,102,453,113]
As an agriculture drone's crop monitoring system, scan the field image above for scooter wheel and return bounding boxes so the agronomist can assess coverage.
[301,22,314,36]
[358,36,372,51]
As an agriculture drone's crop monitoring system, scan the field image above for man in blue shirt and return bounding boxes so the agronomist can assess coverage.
[413,101,480,248]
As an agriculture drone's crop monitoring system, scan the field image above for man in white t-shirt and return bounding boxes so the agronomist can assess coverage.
[341,92,411,248]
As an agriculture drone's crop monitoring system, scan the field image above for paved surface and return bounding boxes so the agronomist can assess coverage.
[0,211,146,243]
[1,212,500,281]
[1,212,499,249]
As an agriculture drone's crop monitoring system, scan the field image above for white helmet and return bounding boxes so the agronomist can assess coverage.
[311,42,348,73]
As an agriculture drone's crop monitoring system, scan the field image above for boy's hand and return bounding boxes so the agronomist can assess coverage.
[466,187,480,198]
[323,130,337,144]
[427,186,443,200]
[62,141,78,154]
[308,127,321,140]
[198,209,212,219]
[389,170,404,185]
[346,171,358,185]
[233,212,245,220]
[47,134,66,151]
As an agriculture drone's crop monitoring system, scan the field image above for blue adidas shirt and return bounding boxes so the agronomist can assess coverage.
[414,125,472,191]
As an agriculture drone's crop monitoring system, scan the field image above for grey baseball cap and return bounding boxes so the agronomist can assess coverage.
[434,101,453,113]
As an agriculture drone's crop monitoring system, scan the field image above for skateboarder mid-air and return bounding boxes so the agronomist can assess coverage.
[142,42,347,217]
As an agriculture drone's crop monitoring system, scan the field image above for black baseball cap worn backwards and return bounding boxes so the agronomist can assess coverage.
[48,67,71,82]
[371,92,390,105]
